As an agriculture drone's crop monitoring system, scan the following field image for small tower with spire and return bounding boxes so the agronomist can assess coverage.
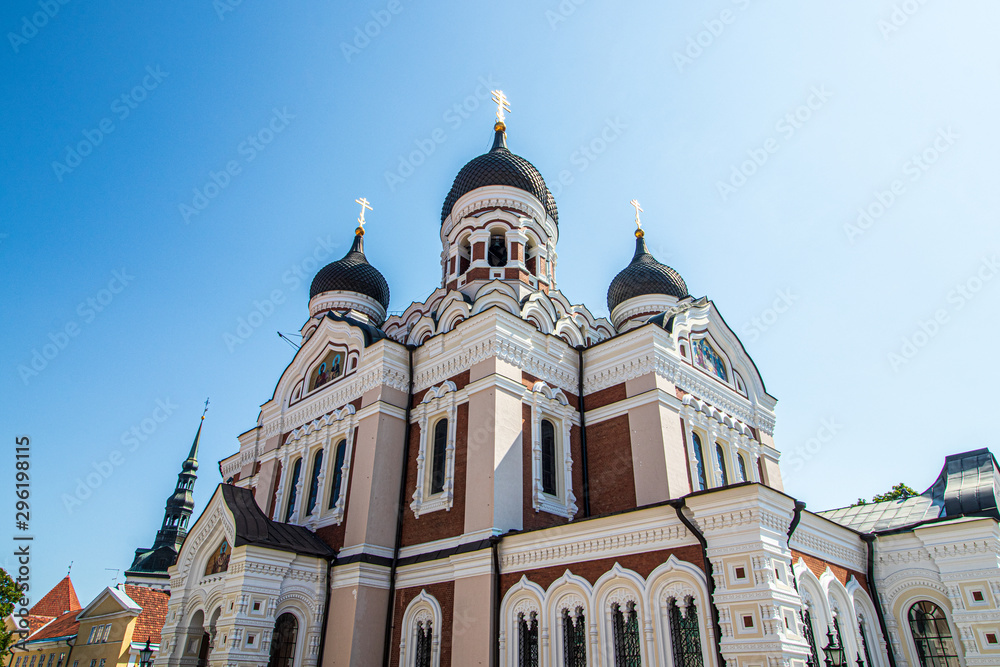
[124,401,208,590]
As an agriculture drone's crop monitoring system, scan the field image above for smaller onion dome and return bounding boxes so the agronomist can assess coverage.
[607,230,688,322]
[309,229,390,325]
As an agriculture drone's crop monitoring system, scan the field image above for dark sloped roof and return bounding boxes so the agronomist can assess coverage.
[310,233,390,309]
[324,311,387,346]
[607,234,689,313]
[819,448,1000,533]
[441,128,558,225]
[221,484,334,558]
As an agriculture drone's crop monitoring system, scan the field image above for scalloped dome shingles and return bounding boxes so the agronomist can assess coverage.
[607,236,688,313]
[310,235,390,309]
[441,130,558,225]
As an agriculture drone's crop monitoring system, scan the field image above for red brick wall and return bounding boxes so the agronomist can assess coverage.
[586,415,636,516]
[401,404,469,547]
[388,581,455,667]
[586,383,627,411]
[501,545,705,594]
[792,549,871,595]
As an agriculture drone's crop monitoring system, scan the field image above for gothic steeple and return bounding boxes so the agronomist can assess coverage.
[124,400,208,590]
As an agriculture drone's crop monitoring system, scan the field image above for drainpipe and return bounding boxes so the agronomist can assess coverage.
[382,345,416,667]
[787,500,806,593]
[314,552,336,667]
[575,345,591,518]
[670,498,725,667]
[490,535,503,667]
[861,534,897,667]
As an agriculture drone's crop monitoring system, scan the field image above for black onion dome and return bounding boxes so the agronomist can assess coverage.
[607,234,689,313]
[310,233,390,309]
[441,127,558,225]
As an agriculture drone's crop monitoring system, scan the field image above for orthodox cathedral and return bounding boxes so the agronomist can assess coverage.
[136,95,1000,667]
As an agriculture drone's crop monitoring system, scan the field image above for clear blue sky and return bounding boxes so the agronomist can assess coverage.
[2,0,998,605]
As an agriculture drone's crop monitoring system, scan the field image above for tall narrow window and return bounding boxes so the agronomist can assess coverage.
[562,608,586,667]
[859,618,874,667]
[284,458,302,522]
[306,449,323,516]
[517,611,539,667]
[908,601,959,667]
[329,439,347,510]
[669,598,705,667]
[692,433,707,491]
[541,419,557,496]
[737,453,748,482]
[612,601,642,666]
[267,613,297,667]
[430,419,448,495]
[802,609,821,667]
[414,620,432,667]
[715,444,729,486]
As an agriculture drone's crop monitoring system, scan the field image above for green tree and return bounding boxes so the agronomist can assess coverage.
[0,568,25,661]
[871,483,918,503]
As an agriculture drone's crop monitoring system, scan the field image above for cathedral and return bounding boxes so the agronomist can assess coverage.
[145,95,1000,667]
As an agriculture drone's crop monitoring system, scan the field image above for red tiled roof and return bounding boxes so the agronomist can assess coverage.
[30,577,81,617]
[123,585,169,645]
[26,609,79,642]
[26,615,54,636]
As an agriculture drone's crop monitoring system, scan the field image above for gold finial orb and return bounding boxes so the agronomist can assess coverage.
[494,121,506,132]
[635,228,645,238]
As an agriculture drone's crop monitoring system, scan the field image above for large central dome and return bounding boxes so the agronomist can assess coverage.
[441,127,558,225]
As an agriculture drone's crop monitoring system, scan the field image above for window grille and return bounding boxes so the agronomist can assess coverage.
[414,620,432,667]
[859,618,874,667]
[266,613,298,667]
[611,601,641,666]
[802,609,821,667]
[669,598,704,667]
[517,611,539,667]
[561,607,586,667]
[908,601,960,667]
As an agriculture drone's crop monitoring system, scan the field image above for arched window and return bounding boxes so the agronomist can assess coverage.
[488,234,507,267]
[692,433,707,491]
[715,444,729,486]
[541,419,557,496]
[737,453,748,483]
[669,597,704,667]
[859,617,874,667]
[284,458,302,522]
[430,419,448,495]
[517,611,539,667]
[414,620,432,667]
[612,601,641,666]
[562,607,586,667]
[908,601,959,667]
[204,539,230,576]
[266,613,297,667]
[306,449,323,516]
[328,440,347,510]
[802,609,821,667]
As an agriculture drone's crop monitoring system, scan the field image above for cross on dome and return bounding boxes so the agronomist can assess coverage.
[630,199,644,236]
[355,197,373,234]
[491,90,510,125]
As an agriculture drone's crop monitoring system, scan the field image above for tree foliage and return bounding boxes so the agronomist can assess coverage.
[851,483,919,507]
[0,568,25,661]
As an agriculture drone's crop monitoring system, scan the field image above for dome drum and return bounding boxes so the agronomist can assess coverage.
[308,291,388,327]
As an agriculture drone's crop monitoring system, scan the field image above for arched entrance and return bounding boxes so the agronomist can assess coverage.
[267,613,298,667]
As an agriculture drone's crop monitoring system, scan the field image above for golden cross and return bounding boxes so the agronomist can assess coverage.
[630,199,643,230]
[355,197,373,229]
[491,90,510,124]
